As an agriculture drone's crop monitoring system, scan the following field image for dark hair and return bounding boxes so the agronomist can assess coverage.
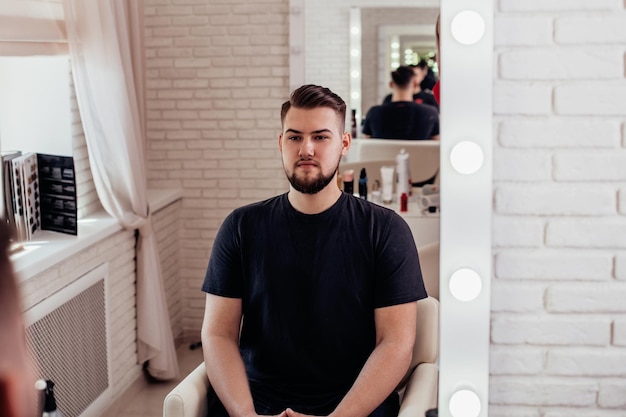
[281,84,347,131]
[390,66,415,88]
[415,60,429,70]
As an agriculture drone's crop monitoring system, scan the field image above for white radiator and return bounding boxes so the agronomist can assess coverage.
[25,263,112,417]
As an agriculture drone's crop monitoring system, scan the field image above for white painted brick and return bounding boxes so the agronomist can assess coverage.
[614,319,626,346]
[547,348,626,376]
[492,217,545,248]
[491,316,610,345]
[544,409,626,417]
[495,16,553,46]
[499,48,622,80]
[491,281,545,313]
[616,253,626,280]
[599,380,626,408]
[490,345,545,375]
[489,376,598,406]
[555,15,626,44]
[555,82,626,116]
[499,118,621,148]
[619,188,626,215]
[488,406,539,417]
[494,82,553,115]
[494,184,616,216]
[493,149,551,182]
[554,150,626,181]
[546,284,626,313]
[500,0,622,11]
[495,250,613,280]
[547,220,626,249]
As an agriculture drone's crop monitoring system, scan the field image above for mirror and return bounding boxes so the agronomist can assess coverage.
[349,7,438,125]
[290,0,493,415]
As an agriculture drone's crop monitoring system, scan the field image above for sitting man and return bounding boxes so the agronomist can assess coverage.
[362,66,439,140]
[201,84,426,417]
[382,61,439,111]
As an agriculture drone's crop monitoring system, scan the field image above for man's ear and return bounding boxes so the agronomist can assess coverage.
[277,133,283,153]
[341,131,351,156]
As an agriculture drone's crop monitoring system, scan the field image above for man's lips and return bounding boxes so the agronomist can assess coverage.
[296,160,319,168]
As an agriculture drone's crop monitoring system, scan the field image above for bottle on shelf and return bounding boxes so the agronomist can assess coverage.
[36,379,63,417]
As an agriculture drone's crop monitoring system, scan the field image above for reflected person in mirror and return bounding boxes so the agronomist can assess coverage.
[201,84,426,417]
[0,220,38,417]
[382,61,439,112]
[362,66,439,140]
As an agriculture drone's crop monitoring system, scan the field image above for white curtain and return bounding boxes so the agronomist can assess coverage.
[63,0,179,380]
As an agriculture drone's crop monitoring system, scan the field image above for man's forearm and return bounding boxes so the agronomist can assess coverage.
[330,340,413,417]
[202,334,257,417]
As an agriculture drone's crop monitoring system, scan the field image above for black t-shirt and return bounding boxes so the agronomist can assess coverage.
[362,101,439,140]
[202,193,426,415]
[382,92,439,111]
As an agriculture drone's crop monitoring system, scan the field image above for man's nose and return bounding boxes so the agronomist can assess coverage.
[299,137,315,156]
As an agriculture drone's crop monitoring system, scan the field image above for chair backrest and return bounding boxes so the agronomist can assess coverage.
[397,296,439,389]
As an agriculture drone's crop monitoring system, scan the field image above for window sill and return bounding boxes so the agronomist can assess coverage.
[12,188,182,282]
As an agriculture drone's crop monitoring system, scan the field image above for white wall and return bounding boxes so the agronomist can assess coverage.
[491,0,626,415]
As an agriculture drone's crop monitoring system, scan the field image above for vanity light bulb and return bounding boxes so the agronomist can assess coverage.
[449,389,481,417]
[449,268,482,302]
[450,141,484,175]
[351,48,360,57]
[391,41,399,49]
[451,10,486,45]
[351,26,360,35]
[351,70,360,78]
[351,91,360,100]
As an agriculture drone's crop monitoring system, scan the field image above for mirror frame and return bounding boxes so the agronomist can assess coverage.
[289,0,493,414]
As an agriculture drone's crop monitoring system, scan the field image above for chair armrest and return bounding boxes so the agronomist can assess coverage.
[398,363,438,417]
[163,362,210,417]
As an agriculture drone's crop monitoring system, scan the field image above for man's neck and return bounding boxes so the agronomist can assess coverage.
[287,182,343,215]
[391,89,414,102]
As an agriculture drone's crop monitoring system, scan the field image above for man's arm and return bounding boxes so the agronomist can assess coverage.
[202,293,284,417]
[287,301,418,417]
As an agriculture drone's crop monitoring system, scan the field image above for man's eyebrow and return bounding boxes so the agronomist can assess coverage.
[284,128,333,134]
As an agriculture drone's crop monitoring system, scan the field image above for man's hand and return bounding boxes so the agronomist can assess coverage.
[285,407,324,417]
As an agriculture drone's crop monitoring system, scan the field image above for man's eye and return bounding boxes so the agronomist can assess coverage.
[288,136,302,141]
[314,135,329,140]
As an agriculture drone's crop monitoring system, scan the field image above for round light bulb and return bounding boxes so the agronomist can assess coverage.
[451,11,486,45]
[351,48,360,57]
[351,26,360,35]
[351,70,360,78]
[450,141,484,175]
[450,389,481,417]
[351,91,360,100]
[449,268,482,302]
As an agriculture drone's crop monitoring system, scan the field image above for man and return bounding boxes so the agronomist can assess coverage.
[362,66,439,140]
[201,84,426,417]
[382,62,438,111]
[0,220,38,417]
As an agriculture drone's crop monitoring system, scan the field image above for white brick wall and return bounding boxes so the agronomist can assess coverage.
[494,0,626,414]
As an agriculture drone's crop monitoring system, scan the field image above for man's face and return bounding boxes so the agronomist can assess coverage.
[279,106,350,194]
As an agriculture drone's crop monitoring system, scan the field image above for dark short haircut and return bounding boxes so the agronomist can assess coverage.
[415,60,429,70]
[281,84,347,131]
[390,66,415,88]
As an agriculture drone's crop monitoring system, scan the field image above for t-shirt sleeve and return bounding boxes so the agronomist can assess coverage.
[201,211,243,298]
[374,213,427,308]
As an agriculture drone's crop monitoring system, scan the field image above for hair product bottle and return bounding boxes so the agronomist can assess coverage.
[396,149,410,197]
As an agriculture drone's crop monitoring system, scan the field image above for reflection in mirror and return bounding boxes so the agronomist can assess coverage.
[350,7,439,124]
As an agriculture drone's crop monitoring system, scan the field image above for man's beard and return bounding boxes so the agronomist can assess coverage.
[286,160,339,195]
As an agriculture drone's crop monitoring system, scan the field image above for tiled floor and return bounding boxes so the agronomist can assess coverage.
[101,343,204,417]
